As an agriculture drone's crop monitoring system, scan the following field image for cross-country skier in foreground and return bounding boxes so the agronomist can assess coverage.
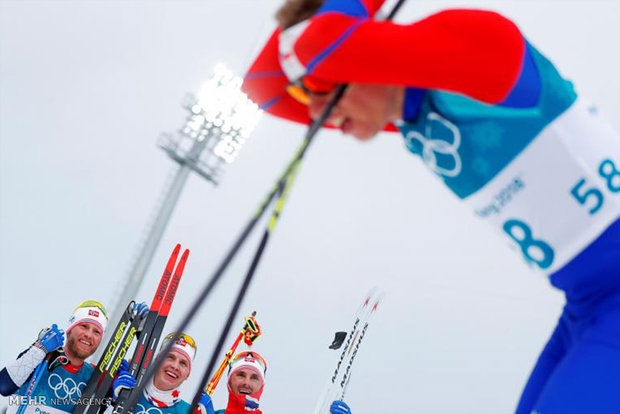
[214,351,266,414]
[242,0,620,412]
[113,332,215,414]
[0,301,109,414]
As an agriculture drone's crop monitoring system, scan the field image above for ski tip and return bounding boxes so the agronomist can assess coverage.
[170,249,190,282]
[370,287,384,299]
[357,288,384,316]
[370,290,385,312]
[362,287,381,307]
[164,244,182,269]
[174,249,190,273]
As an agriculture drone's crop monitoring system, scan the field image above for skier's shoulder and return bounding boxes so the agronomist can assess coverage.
[75,361,96,383]
[427,41,574,121]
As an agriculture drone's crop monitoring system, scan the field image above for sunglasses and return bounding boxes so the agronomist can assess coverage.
[75,300,109,319]
[164,332,197,349]
[286,77,336,105]
[233,351,267,373]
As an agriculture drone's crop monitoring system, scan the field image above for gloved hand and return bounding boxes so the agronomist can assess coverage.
[330,400,352,414]
[133,302,149,318]
[113,360,136,400]
[197,391,215,414]
[35,324,65,354]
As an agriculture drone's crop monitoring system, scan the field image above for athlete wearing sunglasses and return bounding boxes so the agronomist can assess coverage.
[112,332,215,414]
[243,0,620,412]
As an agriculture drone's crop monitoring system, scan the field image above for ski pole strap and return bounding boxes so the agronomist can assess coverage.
[205,312,262,395]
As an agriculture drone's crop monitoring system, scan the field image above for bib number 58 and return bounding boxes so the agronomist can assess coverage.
[570,158,620,214]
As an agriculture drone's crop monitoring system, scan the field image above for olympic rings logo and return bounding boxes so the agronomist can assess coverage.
[405,112,462,177]
[47,374,86,399]
[134,403,163,414]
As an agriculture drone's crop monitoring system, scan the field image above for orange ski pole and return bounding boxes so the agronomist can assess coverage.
[205,312,261,395]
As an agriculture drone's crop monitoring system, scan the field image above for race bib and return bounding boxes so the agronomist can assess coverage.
[6,401,68,414]
[465,98,620,274]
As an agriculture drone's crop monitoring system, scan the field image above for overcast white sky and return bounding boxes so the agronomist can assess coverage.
[1,1,619,413]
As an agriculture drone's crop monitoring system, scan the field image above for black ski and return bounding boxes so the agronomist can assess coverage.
[85,305,147,414]
[74,302,135,413]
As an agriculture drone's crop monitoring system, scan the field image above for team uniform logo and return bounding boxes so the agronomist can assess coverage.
[134,403,163,414]
[404,112,462,177]
[47,374,86,399]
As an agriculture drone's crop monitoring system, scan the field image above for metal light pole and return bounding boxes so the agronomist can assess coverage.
[96,64,261,359]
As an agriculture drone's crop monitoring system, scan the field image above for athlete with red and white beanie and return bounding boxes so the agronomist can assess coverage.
[0,300,112,414]
[113,332,216,414]
[214,351,267,414]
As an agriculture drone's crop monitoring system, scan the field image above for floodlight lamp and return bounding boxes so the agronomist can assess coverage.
[191,64,262,163]
[159,63,263,185]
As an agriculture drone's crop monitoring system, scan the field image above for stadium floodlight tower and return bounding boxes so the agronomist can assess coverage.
[100,64,261,356]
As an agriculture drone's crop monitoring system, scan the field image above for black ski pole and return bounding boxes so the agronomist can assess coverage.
[188,158,301,414]
[124,1,408,411]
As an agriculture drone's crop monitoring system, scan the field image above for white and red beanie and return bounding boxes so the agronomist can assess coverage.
[228,351,267,384]
[160,332,197,371]
[67,300,108,334]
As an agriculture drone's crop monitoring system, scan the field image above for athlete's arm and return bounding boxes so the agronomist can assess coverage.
[243,6,539,125]
[0,368,20,396]
[294,8,527,103]
[0,325,65,396]
[0,346,46,395]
